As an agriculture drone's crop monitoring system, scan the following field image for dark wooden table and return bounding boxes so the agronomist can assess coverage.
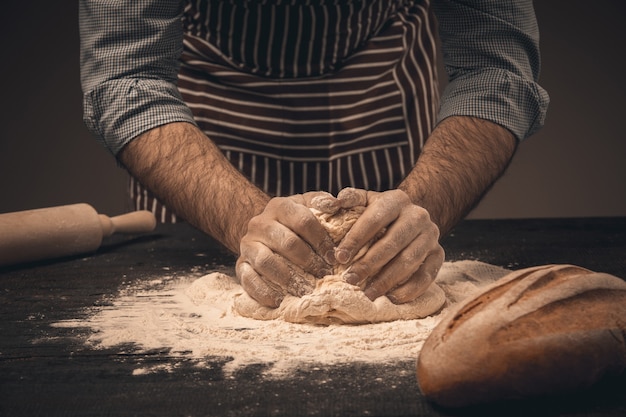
[1,218,625,417]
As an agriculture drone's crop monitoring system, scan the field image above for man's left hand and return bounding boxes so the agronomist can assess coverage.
[331,188,445,304]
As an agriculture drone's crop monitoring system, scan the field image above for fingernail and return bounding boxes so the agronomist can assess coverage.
[271,294,284,308]
[324,250,336,265]
[335,249,351,264]
[363,287,377,301]
[344,272,359,285]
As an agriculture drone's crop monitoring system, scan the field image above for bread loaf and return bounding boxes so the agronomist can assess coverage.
[416,264,626,407]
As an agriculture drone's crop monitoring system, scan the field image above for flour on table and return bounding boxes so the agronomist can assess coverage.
[51,260,510,377]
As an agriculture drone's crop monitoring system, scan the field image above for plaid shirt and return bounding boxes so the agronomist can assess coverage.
[79,0,549,156]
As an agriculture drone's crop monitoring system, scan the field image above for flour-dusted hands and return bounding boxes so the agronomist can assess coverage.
[237,188,444,307]
[332,187,445,304]
[236,192,339,308]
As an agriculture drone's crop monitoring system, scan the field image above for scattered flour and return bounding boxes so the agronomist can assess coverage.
[52,260,509,377]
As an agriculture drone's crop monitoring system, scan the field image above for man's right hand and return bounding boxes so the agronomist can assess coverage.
[236,192,339,307]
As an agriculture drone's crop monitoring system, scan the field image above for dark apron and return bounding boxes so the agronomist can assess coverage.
[131,0,439,222]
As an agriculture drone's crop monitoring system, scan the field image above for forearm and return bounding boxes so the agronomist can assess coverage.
[399,116,517,236]
[118,122,270,253]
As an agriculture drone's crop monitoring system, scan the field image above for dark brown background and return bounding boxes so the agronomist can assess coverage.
[1,1,624,219]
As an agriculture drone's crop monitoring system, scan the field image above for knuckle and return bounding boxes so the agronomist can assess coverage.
[398,250,418,265]
[372,241,399,265]
[235,259,252,281]
[239,241,263,264]
[297,212,317,230]
[429,225,441,240]
[433,245,445,260]
[394,221,418,242]
[266,197,292,215]
[238,240,253,257]
[247,215,264,229]
[281,234,300,252]
[407,205,429,223]
[238,268,282,308]
[249,285,282,308]
[270,196,288,207]
[386,189,410,207]
[255,251,278,272]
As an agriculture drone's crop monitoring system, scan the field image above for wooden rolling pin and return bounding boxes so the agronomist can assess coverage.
[0,203,156,267]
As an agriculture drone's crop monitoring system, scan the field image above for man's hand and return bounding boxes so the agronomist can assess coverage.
[236,192,339,308]
[332,188,445,304]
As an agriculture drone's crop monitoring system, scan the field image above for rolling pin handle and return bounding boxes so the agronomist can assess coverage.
[99,211,157,237]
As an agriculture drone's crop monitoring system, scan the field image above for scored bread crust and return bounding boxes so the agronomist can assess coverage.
[416,264,626,407]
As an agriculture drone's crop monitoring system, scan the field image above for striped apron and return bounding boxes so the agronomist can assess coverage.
[131,0,440,223]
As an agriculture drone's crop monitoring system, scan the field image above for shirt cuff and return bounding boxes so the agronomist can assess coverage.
[83,78,197,156]
[437,68,550,141]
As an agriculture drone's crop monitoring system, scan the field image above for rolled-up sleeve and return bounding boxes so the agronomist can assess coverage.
[432,0,550,140]
[79,0,196,155]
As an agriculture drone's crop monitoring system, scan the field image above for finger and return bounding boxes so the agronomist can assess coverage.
[362,229,442,301]
[259,222,332,278]
[342,213,419,286]
[335,190,405,264]
[273,198,337,265]
[336,187,367,209]
[386,248,445,304]
[236,260,284,308]
[241,240,292,291]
